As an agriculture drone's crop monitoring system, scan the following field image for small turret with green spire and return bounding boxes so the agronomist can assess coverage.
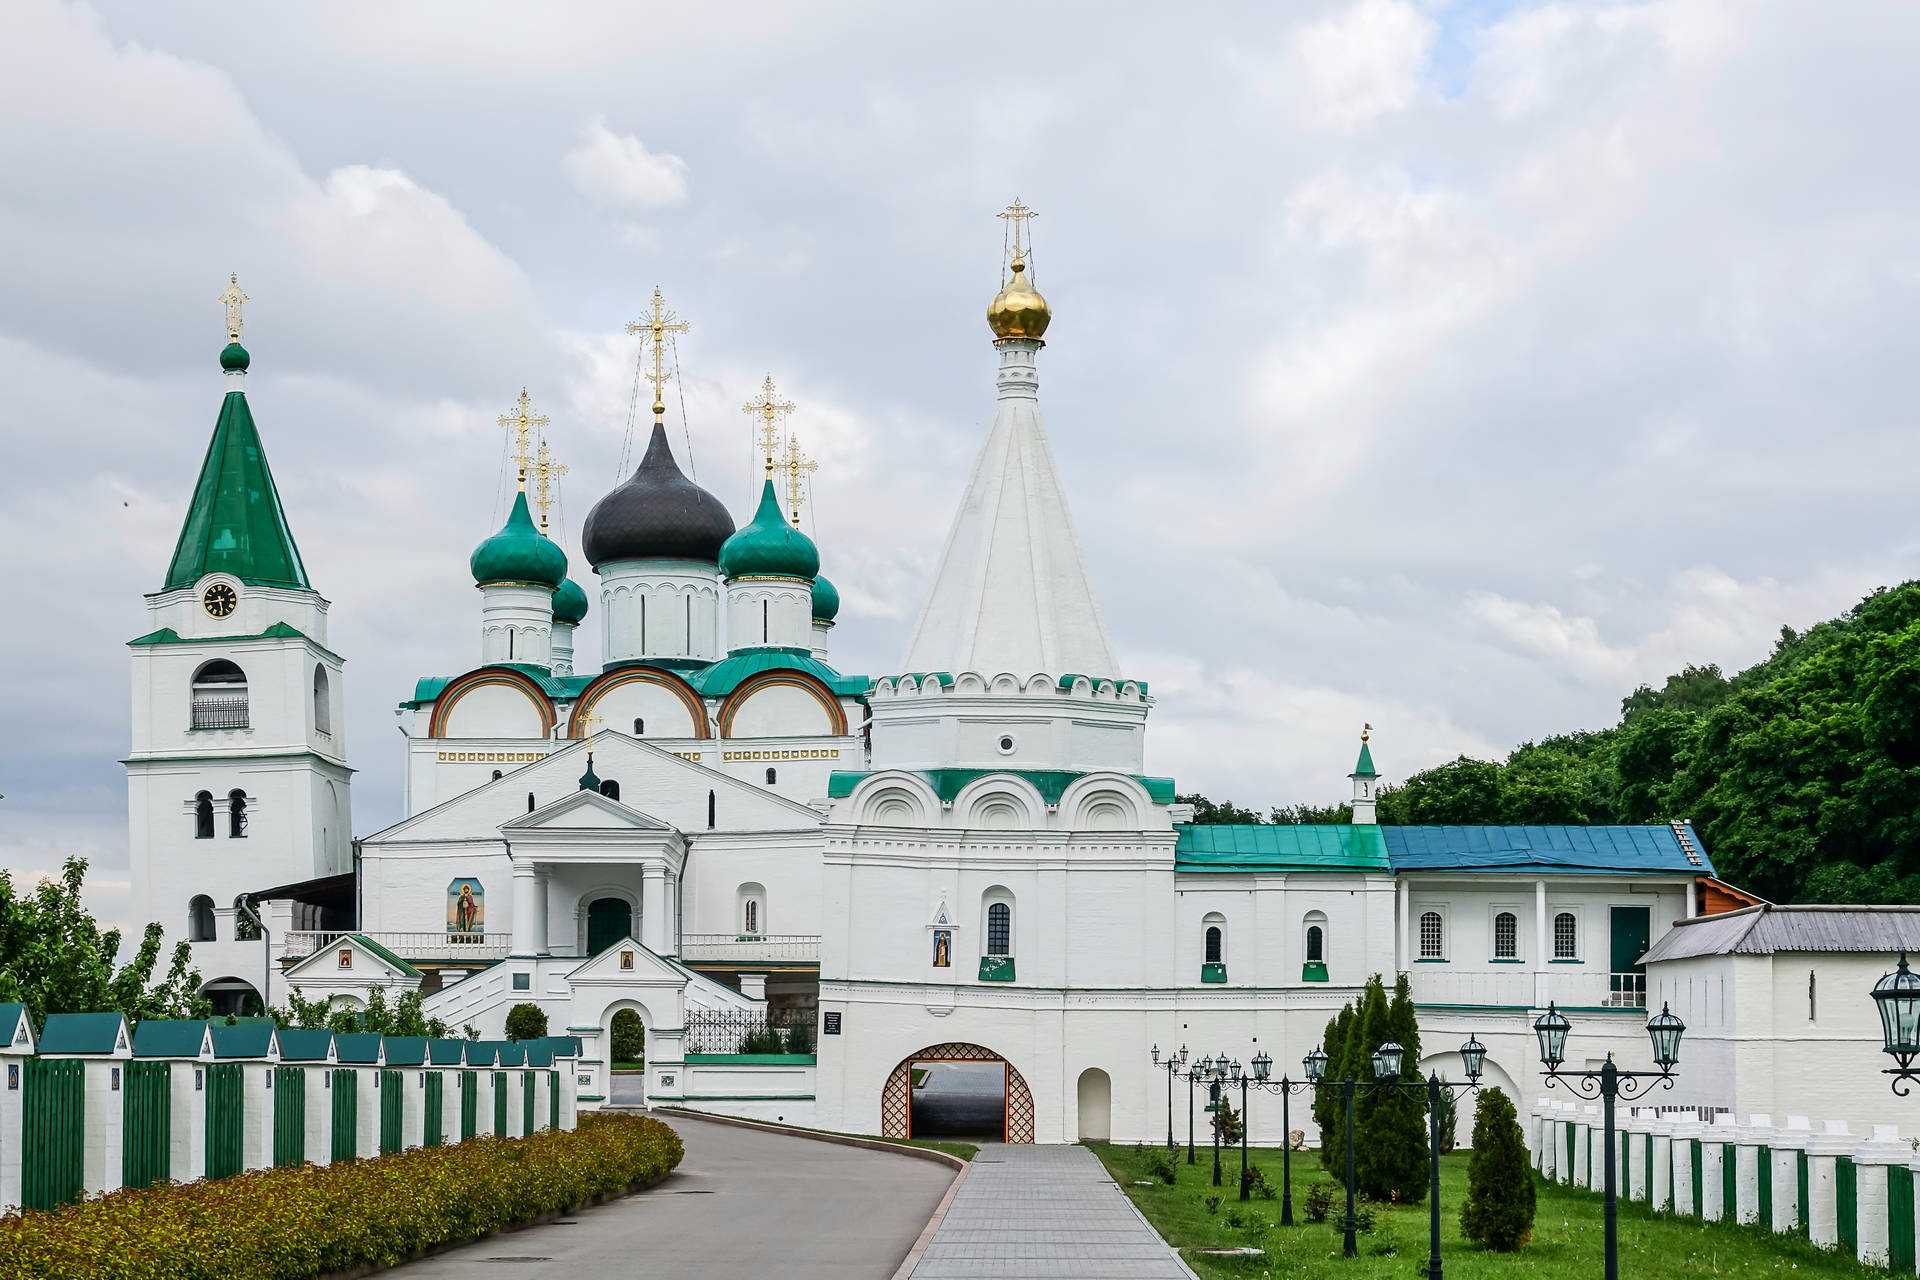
[1350,724,1378,824]
[1352,723,1377,780]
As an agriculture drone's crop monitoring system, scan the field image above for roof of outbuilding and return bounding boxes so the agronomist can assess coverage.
[210,1020,277,1059]
[464,1041,499,1067]
[382,1036,428,1066]
[428,1038,470,1066]
[1175,824,1392,872]
[523,1041,555,1067]
[276,1028,335,1062]
[334,1032,384,1064]
[1382,824,1712,877]
[1643,904,1920,963]
[345,934,424,979]
[0,1003,33,1051]
[542,1035,582,1058]
[39,1012,128,1055]
[132,1019,209,1059]
[495,1041,527,1067]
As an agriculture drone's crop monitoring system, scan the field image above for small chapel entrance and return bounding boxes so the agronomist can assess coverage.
[881,1043,1034,1143]
[586,897,633,958]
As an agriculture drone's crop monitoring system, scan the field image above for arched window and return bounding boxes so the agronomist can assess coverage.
[227,789,247,838]
[1302,908,1329,980]
[194,791,214,840]
[738,883,766,936]
[1553,911,1578,960]
[633,717,644,735]
[312,666,331,735]
[744,899,759,935]
[599,779,621,801]
[527,792,536,813]
[707,789,716,829]
[190,660,249,730]
[1306,925,1324,963]
[987,902,1011,956]
[1418,910,1445,960]
[1203,913,1225,964]
[765,767,777,785]
[1493,911,1519,960]
[188,894,215,942]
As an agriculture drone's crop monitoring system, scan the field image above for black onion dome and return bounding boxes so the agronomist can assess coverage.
[581,422,736,568]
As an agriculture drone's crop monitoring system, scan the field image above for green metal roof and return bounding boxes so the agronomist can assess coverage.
[541,1034,582,1058]
[276,1028,335,1062]
[39,1012,128,1055]
[346,934,424,979]
[522,1041,555,1067]
[403,663,595,709]
[210,1020,277,1059]
[164,387,309,591]
[471,490,567,588]
[1055,673,1151,695]
[495,1041,527,1067]
[828,768,1178,807]
[428,1038,469,1066]
[689,647,869,699]
[128,620,341,662]
[0,1002,30,1051]
[1174,824,1393,872]
[131,1019,209,1059]
[382,1035,428,1066]
[463,1041,499,1067]
[718,478,819,580]
[334,1032,384,1064]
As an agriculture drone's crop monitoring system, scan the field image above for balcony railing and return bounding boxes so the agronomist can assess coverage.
[282,930,514,964]
[1407,967,1648,1010]
[679,933,821,964]
[190,695,250,730]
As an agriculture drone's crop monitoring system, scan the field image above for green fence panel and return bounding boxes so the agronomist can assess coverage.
[379,1070,402,1155]
[331,1069,358,1163]
[22,1058,85,1211]
[1798,1150,1810,1234]
[493,1071,507,1135]
[1891,1164,1916,1273]
[205,1062,244,1180]
[460,1070,477,1140]
[1643,1134,1654,1203]
[1758,1147,1774,1230]
[121,1061,171,1191]
[1689,1139,1703,1217]
[1837,1156,1858,1256]
[522,1072,536,1137]
[423,1073,443,1148]
[1721,1145,1737,1220]
[273,1067,305,1168]
[549,1071,559,1129]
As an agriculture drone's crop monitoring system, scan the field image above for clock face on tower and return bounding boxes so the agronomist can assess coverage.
[202,583,238,619]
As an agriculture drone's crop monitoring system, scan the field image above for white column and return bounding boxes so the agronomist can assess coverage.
[1670,1119,1700,1216]
[440,1071,462,1147]
[1773,1116,1812,1232]
[81,1060,125,1196]
[511,861,544,957]
[1704,1114,1737,1221]
[355,1069,379,1158]
[1854,1126,1906,1268]
[474,1068,497,1137]
[1533,879,1548,1006]
[1396,879,1410,973]
[0,1047,28,1213]
[739,973,769,1001]
[556,1056,579,1131]
[402,1070,426,1149]
[170,1061,209,1183]
[532,868,551,957]
[303,1067,332,1168]
[642,867,668,953]
[1651,1119,1674,1211]
[1804,1121,1850,1247]
[244,1064,274,1171]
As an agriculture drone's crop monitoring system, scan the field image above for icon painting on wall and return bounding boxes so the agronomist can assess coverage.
[448,878,485,939]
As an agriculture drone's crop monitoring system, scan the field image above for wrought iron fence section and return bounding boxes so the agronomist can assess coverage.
[191,695,250,730]
[684,1006,815,1054]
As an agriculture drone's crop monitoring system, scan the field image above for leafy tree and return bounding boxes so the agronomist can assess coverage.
[1211,1092,1243,1146]
[610,1009,645,1064]
[1177,793,1268,824]
[0,857,208,1030]
[505,1002,549,1041]
[1461,1087,1535,1250]
[1273,802,1352,824]
[275,986,334,1029]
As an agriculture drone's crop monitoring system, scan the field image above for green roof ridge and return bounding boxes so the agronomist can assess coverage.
[347,933,424,979]
[163,388,310,592]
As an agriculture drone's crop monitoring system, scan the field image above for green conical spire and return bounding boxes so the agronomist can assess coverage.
[162,349,310,592]
[1351,726,1377,779]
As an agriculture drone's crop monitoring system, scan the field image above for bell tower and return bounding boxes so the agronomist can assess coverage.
[126,277,353,999]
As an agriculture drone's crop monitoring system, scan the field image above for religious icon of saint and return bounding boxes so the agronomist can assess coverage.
[455,883,478,934]
[933,929,952,968]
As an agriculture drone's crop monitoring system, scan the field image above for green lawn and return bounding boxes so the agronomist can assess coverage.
[1089,1143,1883,1280]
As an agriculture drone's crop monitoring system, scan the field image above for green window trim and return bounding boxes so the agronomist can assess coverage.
[1413,957,1449,963]
[978,955,1016,982]
[1549,958,1585,964]
[1301,961,1329,983]
[1200,962,1227,984]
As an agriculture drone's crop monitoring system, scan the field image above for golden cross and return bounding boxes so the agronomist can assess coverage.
[497,388,547,491]
[532,436,568,532]
[742,374,795,480]
[781,433,817,525]
[218,272,249,341]
[997,198,1038,264]
[625,286,690,418]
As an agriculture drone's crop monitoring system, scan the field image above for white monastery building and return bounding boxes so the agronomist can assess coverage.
[127,218,1912,1146]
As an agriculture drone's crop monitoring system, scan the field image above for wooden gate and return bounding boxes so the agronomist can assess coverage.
[22,1058,84,1211]
[273,1067,305,1167]
[122,1060,172,1190]
[331,1069,358,1163]
[460,1071,477,1140]
[205,1062,244,1179]
[379,1070,402,1154]
[880,1043,1035,1143]
[423,1073,444,1148]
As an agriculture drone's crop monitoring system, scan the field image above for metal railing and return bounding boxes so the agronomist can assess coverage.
[679,933,821,963]
[190,695,250,730]
[1406,967,1649,1009]
[684,1007,816,1054]
[281,930,515,963]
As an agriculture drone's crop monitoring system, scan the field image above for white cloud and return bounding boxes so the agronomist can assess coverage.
[1288,0,1436,129]
[563,117,689,212]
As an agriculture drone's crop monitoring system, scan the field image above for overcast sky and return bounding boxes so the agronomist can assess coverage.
[4,1,1918,930]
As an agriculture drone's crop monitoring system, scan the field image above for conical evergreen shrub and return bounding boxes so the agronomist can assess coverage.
[1461,1086,1535,1251]
[1356,973,1428,1201]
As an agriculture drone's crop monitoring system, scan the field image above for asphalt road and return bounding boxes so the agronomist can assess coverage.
[386,1111,955,1280]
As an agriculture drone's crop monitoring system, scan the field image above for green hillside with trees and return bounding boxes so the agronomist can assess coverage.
[1181,581,1920,905]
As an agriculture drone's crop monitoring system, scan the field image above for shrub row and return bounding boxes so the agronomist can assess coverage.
[0,1113,684,1280]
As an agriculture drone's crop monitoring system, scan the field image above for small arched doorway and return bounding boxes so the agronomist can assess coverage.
[881,1043,1034,1143]
[586,897,633,957]
[1076,1068,1112,1141]
[200,976,262,1017]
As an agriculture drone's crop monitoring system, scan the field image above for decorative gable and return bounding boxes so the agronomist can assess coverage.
[565,936,685,986]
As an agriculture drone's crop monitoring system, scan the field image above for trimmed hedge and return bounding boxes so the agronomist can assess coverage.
[0,1113,683,1280]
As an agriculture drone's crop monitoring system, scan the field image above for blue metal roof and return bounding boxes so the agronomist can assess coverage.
[1174,824,1391,872]
[1382,824,1712,876]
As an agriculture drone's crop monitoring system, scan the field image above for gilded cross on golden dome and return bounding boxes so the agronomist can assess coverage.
[532,436,568,532]
[625,286,690,419]
[742,374,796,480]
[997,198,1038,268]
[218,272,250,341]
[497,388,548,491]
[782,432,817,526]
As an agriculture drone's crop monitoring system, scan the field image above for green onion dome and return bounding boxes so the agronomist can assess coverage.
[220,341,250,372]
[811,572,840,622]
[718,479,819,581]
[552,576,590,625]
[470,490,567,588]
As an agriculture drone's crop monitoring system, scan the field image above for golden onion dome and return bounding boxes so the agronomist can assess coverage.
[987,257,1050,340]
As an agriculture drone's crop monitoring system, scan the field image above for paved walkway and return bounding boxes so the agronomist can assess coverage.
[909,1144,1195,1279]
[388,1112,954,1279]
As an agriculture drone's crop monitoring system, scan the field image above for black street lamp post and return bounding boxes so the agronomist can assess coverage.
[1205,1052,1231,1187]
[1238,1048,1311,1224]
[1532,1001,1686,1280]
[1149,1043,1190,1151]
[1299,1036,1486,1277]
[1872,954,1920,1095]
